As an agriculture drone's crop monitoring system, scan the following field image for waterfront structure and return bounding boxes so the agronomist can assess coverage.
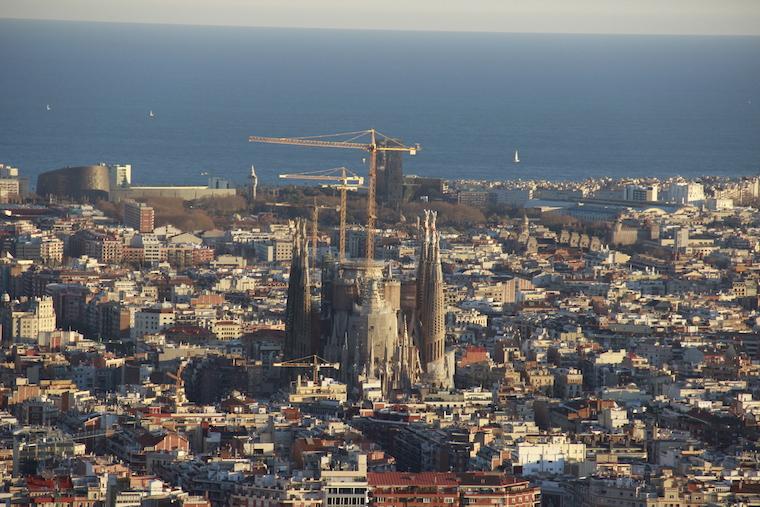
[38,162,236,203]
[110,183,236,202]
[36,164,111,201]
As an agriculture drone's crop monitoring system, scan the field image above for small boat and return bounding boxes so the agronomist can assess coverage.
[46,104,51,111]
[148,110,155,119]
[513,149,520,164]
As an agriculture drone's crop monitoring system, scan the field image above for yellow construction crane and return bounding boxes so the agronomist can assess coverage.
[249,129,420,261]
[273,354,340,384]
[279,167,364,262]
[264,199,339,271]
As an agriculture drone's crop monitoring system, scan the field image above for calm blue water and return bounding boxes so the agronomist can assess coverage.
[0,19,759,187]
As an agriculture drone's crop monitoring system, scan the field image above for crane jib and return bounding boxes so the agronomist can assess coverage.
[248,136,420,153]
[249,130,421,261]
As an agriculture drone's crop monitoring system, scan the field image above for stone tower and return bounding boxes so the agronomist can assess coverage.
[415,211,454,389]
[320,258,423,398]
[284,220,312,359]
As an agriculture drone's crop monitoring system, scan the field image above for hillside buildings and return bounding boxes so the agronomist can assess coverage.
[3,163,760,505]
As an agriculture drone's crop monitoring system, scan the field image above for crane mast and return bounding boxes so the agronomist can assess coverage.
[250,129,419,261]
[278,167,363,261]
[263,201,338,272]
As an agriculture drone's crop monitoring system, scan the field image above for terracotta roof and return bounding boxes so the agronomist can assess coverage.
[137,432,165,448]
[368,472,458,487]
[458,472,528,487]
[26,475,73,492]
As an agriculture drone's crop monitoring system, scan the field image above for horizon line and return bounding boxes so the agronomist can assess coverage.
[2,16,760,38]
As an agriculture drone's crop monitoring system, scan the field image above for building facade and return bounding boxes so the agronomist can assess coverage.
[123,200,155,233]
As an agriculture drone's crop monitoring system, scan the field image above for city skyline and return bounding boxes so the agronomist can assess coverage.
[2,3,760,506]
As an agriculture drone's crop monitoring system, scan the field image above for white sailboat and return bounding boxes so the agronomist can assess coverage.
[513,149,520,164]
[45,104,51,111]
[148,110,155,119]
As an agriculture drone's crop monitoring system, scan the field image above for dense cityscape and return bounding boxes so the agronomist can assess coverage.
[0,147,758,507]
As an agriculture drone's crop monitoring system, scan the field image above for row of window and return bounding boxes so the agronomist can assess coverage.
[325,497,366,505]
[373,498,455,504]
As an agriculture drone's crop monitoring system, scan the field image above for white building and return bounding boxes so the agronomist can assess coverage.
[131,305,176,339]
[255,240,293,263]
[7,297,56,342]
[37,330,84,349]
[706,197,733,211]
[210,320,242,340]
[131,234,161,263]
[512,436,586,476]
[109,163,132,189]
[667,182,705,205]
[322,455,369,507]
[599,405,629,430]
[492,188,534,207]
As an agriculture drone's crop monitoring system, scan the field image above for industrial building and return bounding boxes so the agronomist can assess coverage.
[36,163,236,203]
[36,164,111,201]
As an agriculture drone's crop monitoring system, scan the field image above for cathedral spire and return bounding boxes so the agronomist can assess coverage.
[396,315,421,393]
[284,219,312,360]
[415,211,453,389]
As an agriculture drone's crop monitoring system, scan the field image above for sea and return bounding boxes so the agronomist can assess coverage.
[0,19,759,188]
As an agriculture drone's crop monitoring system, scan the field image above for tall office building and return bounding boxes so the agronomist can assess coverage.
[0,164,21,203]
[376,143,403,209]
[123,200,155,233]
[415,211,454,389]
[284,220,312,360]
